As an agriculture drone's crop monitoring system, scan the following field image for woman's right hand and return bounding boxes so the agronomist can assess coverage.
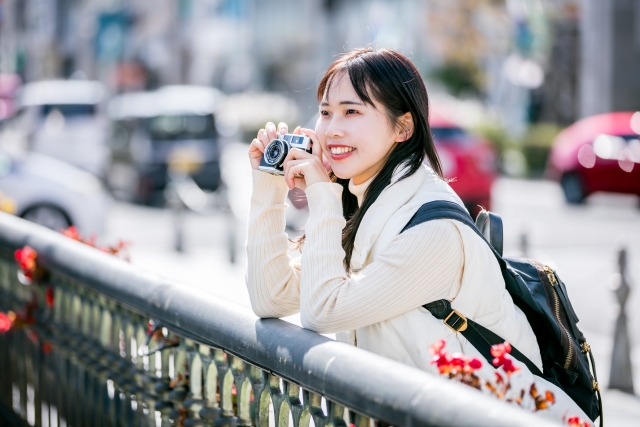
[249,121,292,170]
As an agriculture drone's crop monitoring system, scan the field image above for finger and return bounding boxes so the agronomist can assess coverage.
[266,122,277,141]
[257,128,270,146]
[293,126,301,135]
[283,145,314,166]
[277,122,288,134]
[286,162,308,189]
[282,158,306,186]
[249,138,266,154]
[300,128,323,160]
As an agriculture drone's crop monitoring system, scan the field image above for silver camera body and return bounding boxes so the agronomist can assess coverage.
[258,133,312,175]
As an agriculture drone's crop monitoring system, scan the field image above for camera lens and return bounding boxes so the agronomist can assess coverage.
[264,139,289,166]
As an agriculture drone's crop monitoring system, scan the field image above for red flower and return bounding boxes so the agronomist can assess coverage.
[501,358,520,375]
[61,226,131,261]
[45,286,54,308]
[429,342,482,376]
[565,416,590,427]
[0,312,12,333]
[490,342,511,359]
[42,342,53,354]
[431,353,452,374]
[60,226,81,241]
[468,358,483,370]
[491,342,514,368]
[450,354,466,368]
[15,246,38,278]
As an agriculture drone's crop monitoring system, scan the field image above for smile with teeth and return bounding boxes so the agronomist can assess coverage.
[330,146,355,155]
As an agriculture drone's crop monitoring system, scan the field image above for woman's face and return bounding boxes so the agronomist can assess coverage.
[315,72,401,185]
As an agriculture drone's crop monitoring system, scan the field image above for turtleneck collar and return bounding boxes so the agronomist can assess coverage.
[347,162,414,207]
[348,175,376,207]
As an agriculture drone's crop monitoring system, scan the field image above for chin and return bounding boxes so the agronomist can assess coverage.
[330,166,354,181]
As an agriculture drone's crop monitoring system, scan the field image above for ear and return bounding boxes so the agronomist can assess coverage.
[395,112,414,142]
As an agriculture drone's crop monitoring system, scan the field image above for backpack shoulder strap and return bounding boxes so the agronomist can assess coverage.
[475,210,504,257]
[402,200,505,268]
[402,200,543,378]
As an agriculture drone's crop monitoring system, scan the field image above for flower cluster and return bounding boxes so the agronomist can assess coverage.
[0,311,12,333]
[430,339,484,389]
[15,246,39,280]
[429,339,555,412]
[0,299,37,335]
[490,342,520,374]
[1,226,130,357]
[564,415,591,427]
[61,226,130,261]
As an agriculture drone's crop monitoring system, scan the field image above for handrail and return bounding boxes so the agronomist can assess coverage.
[0,212,561,427]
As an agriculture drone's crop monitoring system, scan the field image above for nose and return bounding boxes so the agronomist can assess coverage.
[325,117,345,139]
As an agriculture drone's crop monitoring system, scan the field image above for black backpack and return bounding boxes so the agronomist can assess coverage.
[402,200,602,424]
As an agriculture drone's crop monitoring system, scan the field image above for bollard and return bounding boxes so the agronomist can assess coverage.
[164,176,186,253]
[166,152,201,254]
[519,231,529,258]
[608,247,634,393]
[173,201,185,254]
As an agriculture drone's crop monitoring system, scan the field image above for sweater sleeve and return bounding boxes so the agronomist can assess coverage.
[300,182,463,334]
[245,170,302,318]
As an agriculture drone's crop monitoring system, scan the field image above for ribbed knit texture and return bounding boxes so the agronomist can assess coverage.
[246,170,463,334]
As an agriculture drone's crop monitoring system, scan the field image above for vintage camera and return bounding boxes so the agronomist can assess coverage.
[258,133,312,175]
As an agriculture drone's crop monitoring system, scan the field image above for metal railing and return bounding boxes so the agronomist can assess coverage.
[0,213,560,427]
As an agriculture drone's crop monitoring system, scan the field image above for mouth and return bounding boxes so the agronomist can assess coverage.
[329,145,356,160]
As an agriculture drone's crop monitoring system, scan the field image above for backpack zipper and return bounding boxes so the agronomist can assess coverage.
[542,265,575,369]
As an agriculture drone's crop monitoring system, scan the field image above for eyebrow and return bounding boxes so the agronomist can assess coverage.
[320,100,365,106]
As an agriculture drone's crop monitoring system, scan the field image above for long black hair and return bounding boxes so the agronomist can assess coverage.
[314,48,443,270]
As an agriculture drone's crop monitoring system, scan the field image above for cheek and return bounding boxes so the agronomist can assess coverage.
[315,121,328,146]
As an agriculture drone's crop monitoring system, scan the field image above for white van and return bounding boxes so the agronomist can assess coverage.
[13,80,109,178]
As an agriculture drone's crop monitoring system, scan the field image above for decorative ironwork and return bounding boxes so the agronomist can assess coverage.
[0,214,560,427]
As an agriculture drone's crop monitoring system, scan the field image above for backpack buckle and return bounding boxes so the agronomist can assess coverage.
[444,310,468,332]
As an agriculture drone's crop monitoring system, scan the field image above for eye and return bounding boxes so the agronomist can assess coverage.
[346,109,358,115]
[320,109,330,116]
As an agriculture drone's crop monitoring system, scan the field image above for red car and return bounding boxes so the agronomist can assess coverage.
[547,112,640,204]
[431,113,497,217]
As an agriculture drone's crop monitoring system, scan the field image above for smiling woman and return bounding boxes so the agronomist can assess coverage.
[244,48,590,423]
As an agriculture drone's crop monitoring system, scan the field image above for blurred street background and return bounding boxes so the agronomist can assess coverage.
[1,0,639,424]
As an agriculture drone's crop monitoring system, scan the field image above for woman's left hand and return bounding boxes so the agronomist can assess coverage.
[282,128,330,191]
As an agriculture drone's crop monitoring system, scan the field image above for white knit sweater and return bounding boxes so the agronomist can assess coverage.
[246,170,463,333]
[246,167,589,422]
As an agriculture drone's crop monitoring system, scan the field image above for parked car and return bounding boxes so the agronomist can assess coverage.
[4,80,109,178]
[430,112,497,217]
[0,149,110,236]
[547,111,640,204]
[107,85,225,205]
[0,74,21,123]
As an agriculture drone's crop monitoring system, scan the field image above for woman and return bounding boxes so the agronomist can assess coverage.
[246,48,587,420]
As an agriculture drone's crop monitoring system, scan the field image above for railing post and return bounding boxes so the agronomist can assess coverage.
[214,349,237,427]
[201,345,222,425]
[230,356,252,426]
[249,365,269,427]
